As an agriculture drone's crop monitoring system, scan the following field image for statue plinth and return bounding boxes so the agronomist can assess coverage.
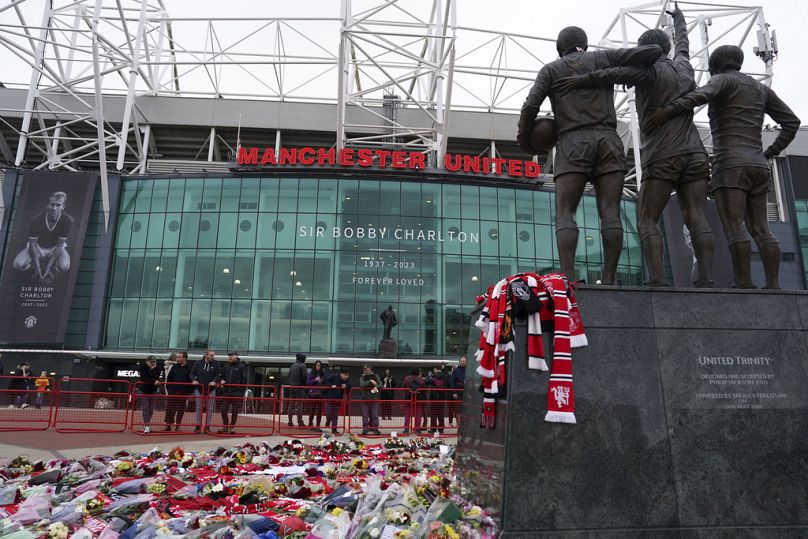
[378,338,396,359]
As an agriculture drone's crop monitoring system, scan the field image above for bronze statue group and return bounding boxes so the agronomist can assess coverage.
[518,2,800,289]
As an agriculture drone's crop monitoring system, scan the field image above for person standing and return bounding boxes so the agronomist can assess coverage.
[34,371,50,409]
[402,368,425,435]
[138,356,163,434]
[450,356,467,426]
[9,362,34,408]
[218,352,248,434]
[517,28,662,283]
[163,351,193,431]
[426,365,449,434]
[381,369,397,420]
[287,353,308,427]
[190,349,221,432]
[359,364,382,435]
[306,360,326,431]
[323,367,351,434]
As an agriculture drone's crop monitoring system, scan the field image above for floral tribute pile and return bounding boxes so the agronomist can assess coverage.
[0,436,496,539]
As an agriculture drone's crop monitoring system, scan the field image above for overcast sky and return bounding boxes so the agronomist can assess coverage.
[2,0,805,123]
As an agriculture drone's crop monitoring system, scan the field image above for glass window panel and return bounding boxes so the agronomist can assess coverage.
[146,213,165,249]
[189,299,212,350]
[183,180,203,212]
[480,220,499,257]
[582,196,599,229]
[217,213,238,248]
[228,300,251,350]
[535,224,555,260]
[116,213,133,249]
[275,213,297,249]
[272,252,295,299]
[169,299,192,349]
[400,183,421,216]
[124,251,144,296]
[312,256,332,301]
[297,179,318,213]
[314,214,336,251]
[268,300,291,352]
[442,184,461,219]
[256,213,278,249]
[317,179,339,213]
[338,179,359,215]
[140,251,162,297]
[157,251,177,298]
[119,298,140,347]
[197,214,219,249]
[357,180,380,215]
[497,189,516,222]
[119,180,138,213]
[167,178,185,209]
[151,181,169,214]
[152,299,173,348]
[534,191,553,225]
[232,252,255,300]
[517,224,536,258]
[177,251,197,298]
[163,214,181,249]
[179,213,200,248]
[290,299,312,352]
[208,299,231,350]
[497,221,517,258]
[309,302,331,352]
[236,213,257,249]
[220,178,241,212]
[202,178,223,210]
[460,219,481,256]
[213,252,235,298]
[129,216,147,248]
[259,178,279,212]
[278,178,300,211]
[135,299,156,348]
[109,253,128,297]
[192,251,216,298]
[256,252,275,299]
[515,189,534,221]
[134,181,153,213]
[105,298,123,347]
[461,185,480,220]
[422,183,440,218]
[293,254,315,301]
[379,181,401,216]
[250,301,271,350]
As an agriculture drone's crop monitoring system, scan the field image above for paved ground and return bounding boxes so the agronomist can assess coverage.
[0,428,453,461]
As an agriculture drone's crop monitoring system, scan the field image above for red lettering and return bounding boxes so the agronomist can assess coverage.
[462,155,480,173]
[261,148,276,165]
[508,159,523,177]
[391,151,407,168]
[524,161,541,177]
[410,152,426,169]
[299,147,315,165]
[492,158,506,174]
[375,150,391,167]
[444,153,461,172]
[237,147,258,165]
[318,148,336,165]
[279,148,297,165]
[357,148,373,166]
[339,148,355,166]
[481,157,491,173]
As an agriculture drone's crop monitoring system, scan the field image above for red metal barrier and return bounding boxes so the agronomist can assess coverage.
[414,388,462,437]
[347,388,411,437]
[206,384,276,437]
[277,385,346,437]
[0,375,55,431]
[54,378,131,433]
[131,382,200,435]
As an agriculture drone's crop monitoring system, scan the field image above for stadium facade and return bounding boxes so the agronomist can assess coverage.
[0,1,804,383]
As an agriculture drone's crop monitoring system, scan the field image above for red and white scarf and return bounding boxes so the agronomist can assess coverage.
[474,272,586,427]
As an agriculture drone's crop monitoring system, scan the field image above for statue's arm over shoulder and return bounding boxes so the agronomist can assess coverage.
[517,67,551,150]
[763,87,801,157]
[605,44,662,68]
[584,65,651,88]
[668,74,732,113]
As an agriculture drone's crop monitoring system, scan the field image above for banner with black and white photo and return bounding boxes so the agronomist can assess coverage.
[0,171,97,343]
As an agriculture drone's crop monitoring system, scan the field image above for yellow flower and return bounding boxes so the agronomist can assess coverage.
[331,507,343,516]
[444,524,460,539]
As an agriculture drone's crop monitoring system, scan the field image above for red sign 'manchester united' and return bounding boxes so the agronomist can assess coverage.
[236,147,541,178]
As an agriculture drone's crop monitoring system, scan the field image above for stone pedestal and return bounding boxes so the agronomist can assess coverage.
[378,337,396,358]
[456,287,808,537]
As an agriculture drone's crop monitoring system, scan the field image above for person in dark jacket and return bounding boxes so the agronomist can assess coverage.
[138,356,163,434]
[425,365,449,434]
[402,368,425,434]
[162,351,193,431]
[359,364,382,435]
[323,367,350,434]
[286,352,308,427]
[218,352,248,433]
[190,349,221,432]
[449,356,467,426]
[9,362,34,408]
[381,369,397,420]
[306,360,326,431]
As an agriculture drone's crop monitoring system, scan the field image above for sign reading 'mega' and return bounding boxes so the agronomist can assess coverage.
[236,146,542,178]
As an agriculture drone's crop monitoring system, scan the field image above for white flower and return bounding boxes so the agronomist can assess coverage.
[370,528,380,538]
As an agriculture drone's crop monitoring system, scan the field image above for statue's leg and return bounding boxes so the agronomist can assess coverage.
[677,172,714,288]
[714,187,755,289]
[554,172,587,281]
[745,190,781,289]
[592,170,624,285]
[637,179,674,286]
